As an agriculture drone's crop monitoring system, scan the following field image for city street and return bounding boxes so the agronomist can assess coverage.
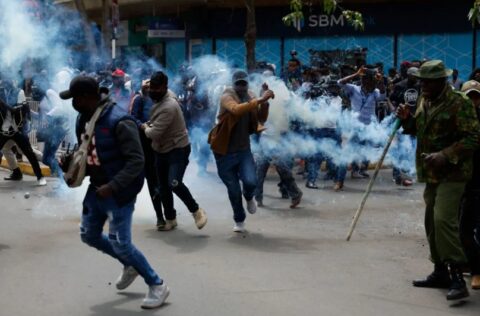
[1,166,480,316]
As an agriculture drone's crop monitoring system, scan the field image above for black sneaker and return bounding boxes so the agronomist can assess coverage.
[4,168,23,181]
[359,171,370,178]
[290,192,303,208]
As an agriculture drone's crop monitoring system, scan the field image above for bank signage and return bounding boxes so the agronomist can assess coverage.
[147,18,185,38]
[199,3,471,38]
[292,14,347,32]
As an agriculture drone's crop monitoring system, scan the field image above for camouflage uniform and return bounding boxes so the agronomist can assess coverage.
[403,84,480,264]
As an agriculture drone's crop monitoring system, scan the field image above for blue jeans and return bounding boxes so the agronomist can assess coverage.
[215,150,257,223]
[306,128,347,183]
[351,137,370,173]
[42,127,67,178]
[80,186,162,286]
[255,156,301,201]
[190,126,211,173]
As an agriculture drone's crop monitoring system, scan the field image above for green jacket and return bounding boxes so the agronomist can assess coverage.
[403,85,480,183]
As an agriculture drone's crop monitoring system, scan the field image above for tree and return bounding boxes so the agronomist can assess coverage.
[469,0,480,26]
[244,0,257,72]
[283,0,364,31]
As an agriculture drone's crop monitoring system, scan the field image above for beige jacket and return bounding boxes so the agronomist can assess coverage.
[145,90,190,153]
[208,87,269,155]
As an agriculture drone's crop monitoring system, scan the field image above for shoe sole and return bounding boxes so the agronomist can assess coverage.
[290,194,303,208]
[412,282,451,289]
[196,218,207,230]
[446,292,469,301]
[116,273,139,290]
[158,226,175,231]
[290,201,301,208]
[141,287,170,309]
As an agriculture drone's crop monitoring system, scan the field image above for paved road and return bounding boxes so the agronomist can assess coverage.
[1,166,479,316]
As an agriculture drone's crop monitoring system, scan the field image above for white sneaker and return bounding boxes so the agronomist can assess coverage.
[192,208,207,229]
[246,199,257,214]
[37,178,47,186]
[116,266,139,290]
[233,222,246,233]
[141,283,170,309]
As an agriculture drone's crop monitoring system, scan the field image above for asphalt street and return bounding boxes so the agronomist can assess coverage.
[1,165,480,316]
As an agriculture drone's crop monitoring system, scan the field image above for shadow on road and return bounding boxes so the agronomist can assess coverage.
[227,232,319,254]
[0,243,11,251]
[145,228,210,254]
[89,292,170,315]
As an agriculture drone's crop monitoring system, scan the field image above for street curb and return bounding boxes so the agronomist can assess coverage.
[1,158,51,177]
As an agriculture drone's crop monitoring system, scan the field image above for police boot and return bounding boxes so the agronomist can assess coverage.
[412,264,451,288]
[446,264,469,300]
[4,168,23,181]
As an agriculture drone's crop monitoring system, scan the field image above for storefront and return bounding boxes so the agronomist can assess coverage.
[120,1,476,78]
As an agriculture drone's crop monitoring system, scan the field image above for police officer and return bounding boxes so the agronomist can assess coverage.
[397,60,480,300]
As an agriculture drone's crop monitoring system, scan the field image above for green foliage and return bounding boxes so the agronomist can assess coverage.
[323,0,337,15]
[469,0,480,26]
[342,10,365,31]
[282,0,304,27]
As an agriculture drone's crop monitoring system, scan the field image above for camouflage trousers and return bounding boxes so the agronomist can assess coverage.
[423,182,467,264]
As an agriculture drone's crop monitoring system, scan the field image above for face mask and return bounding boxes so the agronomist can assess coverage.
[149,90,166,102]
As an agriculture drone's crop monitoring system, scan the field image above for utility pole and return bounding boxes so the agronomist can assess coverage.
[111,0,119,66]
[244,0,256,72]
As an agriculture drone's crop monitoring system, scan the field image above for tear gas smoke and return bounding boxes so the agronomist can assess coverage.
[0,2,416,221]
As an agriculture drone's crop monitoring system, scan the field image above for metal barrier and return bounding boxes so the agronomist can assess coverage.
[27,99,40,149]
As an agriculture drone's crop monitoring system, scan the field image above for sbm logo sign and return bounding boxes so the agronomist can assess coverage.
[308,14,345,28]
[291,14,345,32]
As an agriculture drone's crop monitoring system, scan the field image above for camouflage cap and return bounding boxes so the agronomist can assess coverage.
[461,80,480,95]
[413,60,453,79]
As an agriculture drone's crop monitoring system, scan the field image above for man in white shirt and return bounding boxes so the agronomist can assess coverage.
[0,77,45,185]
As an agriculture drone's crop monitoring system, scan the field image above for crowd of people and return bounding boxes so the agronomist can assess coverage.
[1,53,480,308]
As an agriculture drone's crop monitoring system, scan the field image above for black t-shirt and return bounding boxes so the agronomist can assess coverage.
[390,79,420,110]
[228,113,251,153]
[228,94,252,153]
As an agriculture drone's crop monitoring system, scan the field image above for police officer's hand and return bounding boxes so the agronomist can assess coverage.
[423,152,447,169]
[395,104,410,120]
[96,184,113,199]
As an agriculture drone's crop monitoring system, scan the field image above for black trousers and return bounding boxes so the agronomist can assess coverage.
[0,132,43,179]
[155,145,199,220]
[459,185,480,275]
[140,131,165,222]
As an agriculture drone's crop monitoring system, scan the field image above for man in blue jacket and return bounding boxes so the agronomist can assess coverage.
[60,76,169,310]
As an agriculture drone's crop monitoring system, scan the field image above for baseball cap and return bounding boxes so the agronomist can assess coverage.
[59,75,99,100]
[461,80,480,95]
[112,69,126,77]
[232,70,248,84]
